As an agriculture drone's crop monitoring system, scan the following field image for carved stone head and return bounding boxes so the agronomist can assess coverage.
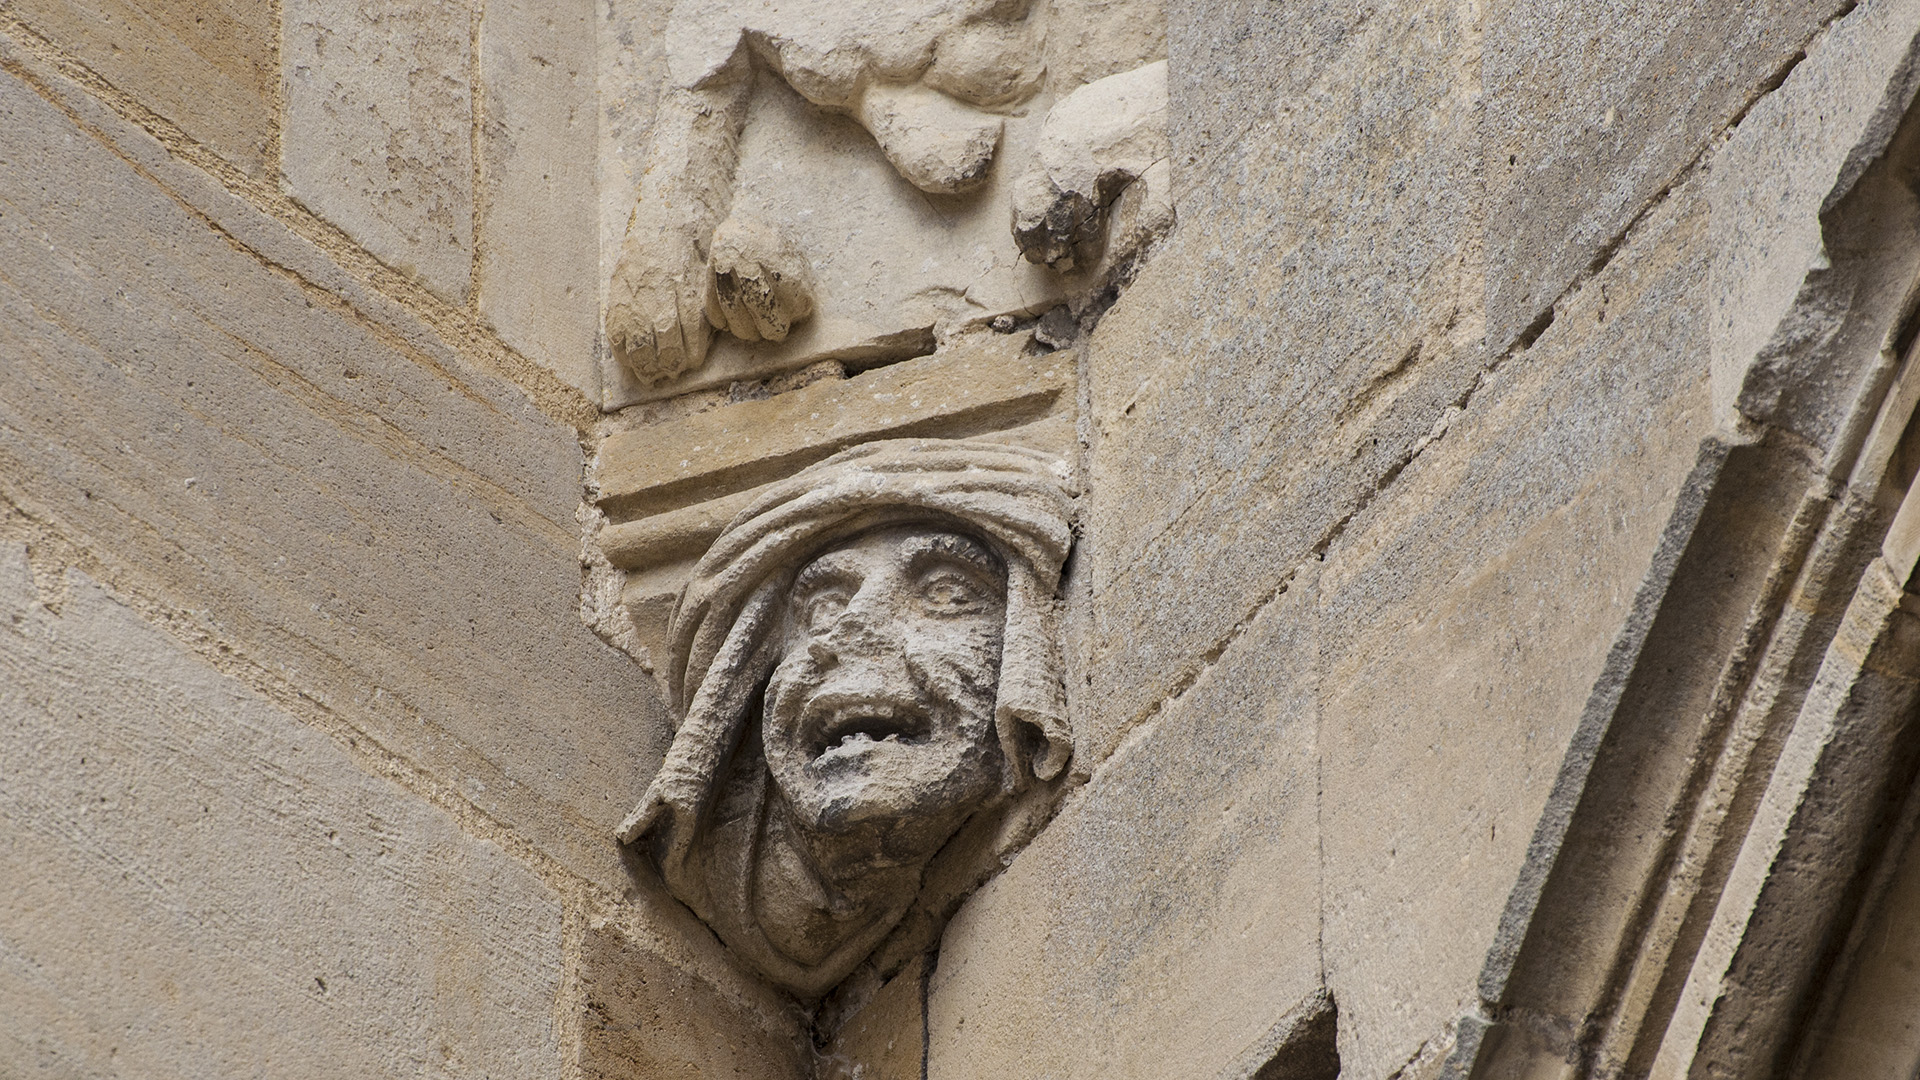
[617,439,1075,998]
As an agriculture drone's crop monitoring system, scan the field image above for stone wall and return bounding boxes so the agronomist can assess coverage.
[5,0,1919,1077]
[0,3,802,1074]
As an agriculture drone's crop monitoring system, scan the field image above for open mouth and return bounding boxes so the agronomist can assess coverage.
[805,701,930,761]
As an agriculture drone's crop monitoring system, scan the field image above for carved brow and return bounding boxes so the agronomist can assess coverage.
[902,532,1004,577]
[792,551,861,597]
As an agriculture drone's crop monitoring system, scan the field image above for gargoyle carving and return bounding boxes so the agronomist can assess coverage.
[616,439,1075,997]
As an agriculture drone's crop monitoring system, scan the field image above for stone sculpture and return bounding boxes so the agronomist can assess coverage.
[616,439,1076,998]
[604,0,1172,390]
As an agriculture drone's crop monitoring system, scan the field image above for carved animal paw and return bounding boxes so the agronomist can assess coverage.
[1012,60,1171,273]
[704,217,816,343]
[857,82,1005,195]
[606,225,713,385]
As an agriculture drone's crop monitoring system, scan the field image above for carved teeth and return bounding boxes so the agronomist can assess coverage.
[810,704,925,758]
[833,731,903,749]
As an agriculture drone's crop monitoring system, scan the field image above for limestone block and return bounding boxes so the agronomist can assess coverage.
[1314,183,1716,1077]
[1082,0,1483,758]
[818,960,926,1080]
[479,0,602,396]
[8,0,275,173]
[1165,0,1372,187]
[0,57,670,893]
[0,545,563,1078]
[284,0,476,303]
[577,911,812,1080]
[592,336,1074,523]
[1483,0,1852,351]
[926,581,1322,1080]
[1709,0,1920,440]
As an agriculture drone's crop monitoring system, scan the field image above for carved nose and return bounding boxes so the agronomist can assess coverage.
[809,589,890,665]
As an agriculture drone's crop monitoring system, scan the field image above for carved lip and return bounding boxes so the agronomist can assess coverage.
[802,696,931,761]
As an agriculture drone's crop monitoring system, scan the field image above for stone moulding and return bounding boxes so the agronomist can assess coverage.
[584,334,1078,674]
[1450,4,1920,1075]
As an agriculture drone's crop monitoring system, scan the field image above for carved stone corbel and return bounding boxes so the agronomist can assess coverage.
[616,438,1077,998]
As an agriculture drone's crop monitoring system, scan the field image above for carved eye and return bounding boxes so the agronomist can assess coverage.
[799,587,850,633]
[918,568,987,615]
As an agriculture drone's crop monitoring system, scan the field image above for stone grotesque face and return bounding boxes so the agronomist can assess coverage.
[763,528,1008,874]
[619,440,1074,1000]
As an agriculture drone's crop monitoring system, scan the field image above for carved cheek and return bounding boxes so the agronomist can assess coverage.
[906,617,1004,700]
[762,654,820,757]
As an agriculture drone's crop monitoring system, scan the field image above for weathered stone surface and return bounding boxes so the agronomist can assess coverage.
[1315,179,1716,1077]
[1709,0,1920,439]
[818,958,926,1080]
[1083,0,1482,760]
[284,0,476,303]
[478,0,602,397]
[0,544,563,1078]
[577,909,812,1080]
[927,580,1321,1080]
[596,0,672,327]
[1164,0,1373,193]
[620,441,1078,1000]
[0,56,669,893]
[592,337,1074,521]
[1483,0,1851,351]
[7,0,275,173]
[1041,0,1164,92]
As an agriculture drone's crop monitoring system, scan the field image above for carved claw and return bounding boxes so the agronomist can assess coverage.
[607,225,713,385]
[1011,170,1104,272]
[1012,60,1171,273]
[856,82,1005,195]
[704,217,816,343]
